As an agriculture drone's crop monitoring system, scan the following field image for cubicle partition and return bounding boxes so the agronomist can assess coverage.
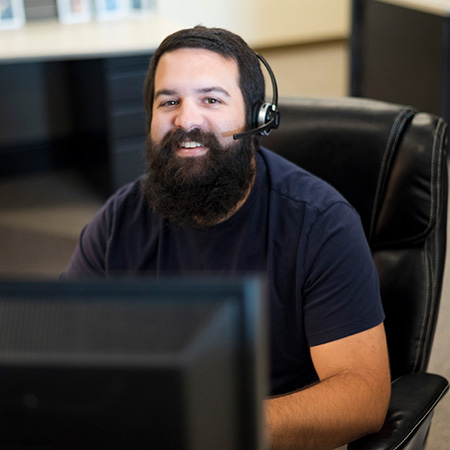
[67,54,151,193]
[351,0,450,128]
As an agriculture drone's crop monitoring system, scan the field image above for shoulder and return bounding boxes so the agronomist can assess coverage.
[78,176,151,245]
[99,176,149,221]
[61,176,155,278]
[257,147,351,215]
[106,176,146,208]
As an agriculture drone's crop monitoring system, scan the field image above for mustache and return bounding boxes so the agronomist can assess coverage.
[159,128,220,153]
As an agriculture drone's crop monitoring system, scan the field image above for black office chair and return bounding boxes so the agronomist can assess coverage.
[262,97,449,450]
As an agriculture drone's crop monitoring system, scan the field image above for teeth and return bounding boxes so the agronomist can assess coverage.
[180,141,202,149]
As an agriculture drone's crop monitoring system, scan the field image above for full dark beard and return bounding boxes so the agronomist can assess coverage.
[142,128,256,228]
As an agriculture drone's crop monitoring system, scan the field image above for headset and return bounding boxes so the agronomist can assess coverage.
[233,53,280,140]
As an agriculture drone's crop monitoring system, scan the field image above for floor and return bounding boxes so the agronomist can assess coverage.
[0,166,449,448]
[0,169,103,277]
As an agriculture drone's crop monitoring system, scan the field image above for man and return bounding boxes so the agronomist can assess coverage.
[62,26,391,449]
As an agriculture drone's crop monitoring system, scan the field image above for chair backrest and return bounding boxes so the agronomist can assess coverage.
[261,97,448,380]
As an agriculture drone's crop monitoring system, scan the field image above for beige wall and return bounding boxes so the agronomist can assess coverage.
[259,40,350,99]
[247,0,351,48]
[156,0,351,99]
[156,0,351,47]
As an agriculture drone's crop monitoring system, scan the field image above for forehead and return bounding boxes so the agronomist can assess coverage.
[154,48,241,93]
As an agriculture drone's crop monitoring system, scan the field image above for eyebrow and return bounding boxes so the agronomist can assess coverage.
[154,86,232,99]
[154,89,176,99]
[198,87,231,97]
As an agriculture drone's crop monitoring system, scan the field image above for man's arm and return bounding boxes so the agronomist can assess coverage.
[265,323,391,450]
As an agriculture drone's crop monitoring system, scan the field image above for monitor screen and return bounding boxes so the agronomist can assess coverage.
[0,276,267,450]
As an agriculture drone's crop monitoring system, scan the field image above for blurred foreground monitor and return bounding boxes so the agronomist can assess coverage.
[0,276,267,450]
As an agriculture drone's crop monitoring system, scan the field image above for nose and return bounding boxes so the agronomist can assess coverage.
[174,99,205,132]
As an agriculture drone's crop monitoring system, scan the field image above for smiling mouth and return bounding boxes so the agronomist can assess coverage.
[177,141,209,157]
[180,141,202,149]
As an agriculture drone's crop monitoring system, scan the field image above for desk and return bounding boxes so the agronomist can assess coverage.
[0,16,181,62]
[0,16,181,193]
[351,0,450,127]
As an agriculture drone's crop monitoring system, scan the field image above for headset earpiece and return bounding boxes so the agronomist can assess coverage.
[257,102,278,134]
[233,54,280,140]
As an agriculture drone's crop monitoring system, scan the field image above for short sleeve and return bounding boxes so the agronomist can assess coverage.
[302,202,385,346]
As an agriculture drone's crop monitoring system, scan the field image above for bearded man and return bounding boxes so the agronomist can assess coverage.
[62,26,390,450]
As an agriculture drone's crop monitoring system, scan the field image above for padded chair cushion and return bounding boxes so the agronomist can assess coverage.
[375,113,447,247]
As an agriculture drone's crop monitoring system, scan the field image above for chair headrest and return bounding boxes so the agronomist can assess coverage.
[261,97,448,248]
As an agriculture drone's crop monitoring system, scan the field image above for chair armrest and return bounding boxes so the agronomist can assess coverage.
[348,372,449,450]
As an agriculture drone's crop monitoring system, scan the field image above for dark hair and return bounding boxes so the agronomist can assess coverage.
[143,26,265,133]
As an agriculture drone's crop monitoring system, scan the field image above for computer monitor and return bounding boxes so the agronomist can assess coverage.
[0,276,267,449]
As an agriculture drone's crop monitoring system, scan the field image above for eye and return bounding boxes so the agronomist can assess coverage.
[204,97,221,105]
[160,99,178,107]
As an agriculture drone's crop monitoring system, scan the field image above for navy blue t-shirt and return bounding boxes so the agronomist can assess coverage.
[62,147,384,395]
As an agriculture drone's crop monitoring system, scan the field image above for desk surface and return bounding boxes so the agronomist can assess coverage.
[377,0,450,16]
[0,15,182,64]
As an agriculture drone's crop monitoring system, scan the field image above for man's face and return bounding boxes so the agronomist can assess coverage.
[143,48,255,228]
[150,48,247,153]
